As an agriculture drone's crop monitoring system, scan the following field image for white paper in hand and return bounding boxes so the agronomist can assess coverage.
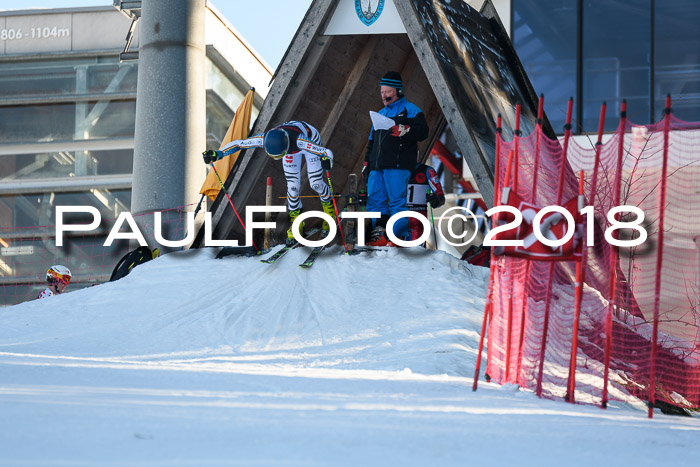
[370,111,395,131]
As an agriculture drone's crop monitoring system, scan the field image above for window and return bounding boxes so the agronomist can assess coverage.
[513,0,698,133]
[1,149,133,181]
[582,0,651,130]
[654,0,700,122]
[0,58,137,99]
[513,0,577,132]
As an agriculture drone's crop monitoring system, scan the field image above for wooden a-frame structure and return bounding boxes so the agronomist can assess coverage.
[193,0,551,247]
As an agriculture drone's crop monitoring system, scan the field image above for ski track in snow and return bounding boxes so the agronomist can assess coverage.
[1,246,699,466]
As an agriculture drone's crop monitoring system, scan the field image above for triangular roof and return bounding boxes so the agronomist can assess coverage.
[194,0,551,247]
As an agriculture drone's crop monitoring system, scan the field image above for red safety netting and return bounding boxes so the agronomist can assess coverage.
[481,99,700,414]
[1,205,195,306]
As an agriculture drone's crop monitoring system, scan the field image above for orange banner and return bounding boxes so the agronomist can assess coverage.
[199,88,255,201]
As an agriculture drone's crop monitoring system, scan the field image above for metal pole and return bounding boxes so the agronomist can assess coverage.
[131,0,206,251]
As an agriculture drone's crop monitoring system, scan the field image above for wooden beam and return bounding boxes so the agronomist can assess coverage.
[393,1,496,207]
[273,36,333,122]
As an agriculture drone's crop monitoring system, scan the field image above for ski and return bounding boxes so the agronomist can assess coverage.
[345,246,389,256]
[298,230,331,268]
[260,244,295,264]
[260,228,320,264]
[299,244,327,268]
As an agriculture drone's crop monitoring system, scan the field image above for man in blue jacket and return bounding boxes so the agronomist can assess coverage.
[363,72,429,246]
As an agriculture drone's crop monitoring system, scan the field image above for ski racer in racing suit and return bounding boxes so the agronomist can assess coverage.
[203,121,335,243]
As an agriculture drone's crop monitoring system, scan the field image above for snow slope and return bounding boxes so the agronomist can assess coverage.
[1,246,699,466]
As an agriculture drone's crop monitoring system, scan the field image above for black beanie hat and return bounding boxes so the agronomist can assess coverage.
[380,71,403,91]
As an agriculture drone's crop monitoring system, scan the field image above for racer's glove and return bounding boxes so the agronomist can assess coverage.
[321,156,332,170]
[202,150,222,164]
[426,191,444,209]
[390,124,410,137]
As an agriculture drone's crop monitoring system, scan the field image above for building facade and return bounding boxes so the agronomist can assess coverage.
[509,0,700,133]
[0,4,270,305]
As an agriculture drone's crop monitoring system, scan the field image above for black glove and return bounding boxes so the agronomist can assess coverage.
[426,191,443,209]
[361,162,369,179]
[321,156,332,171]
[202,149,221,164]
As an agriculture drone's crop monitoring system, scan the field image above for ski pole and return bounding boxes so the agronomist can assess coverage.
[322,157,347,253]
[210,162,259,253]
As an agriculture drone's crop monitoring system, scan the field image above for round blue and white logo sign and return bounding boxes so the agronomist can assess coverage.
[355,0,385,26]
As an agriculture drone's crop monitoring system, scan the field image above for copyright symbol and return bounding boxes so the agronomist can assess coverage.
[437,206,479,247]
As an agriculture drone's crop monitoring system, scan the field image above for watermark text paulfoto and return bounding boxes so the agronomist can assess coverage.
[53,204,648,249]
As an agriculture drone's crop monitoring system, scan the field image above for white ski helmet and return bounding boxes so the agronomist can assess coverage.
[46,265,72,285]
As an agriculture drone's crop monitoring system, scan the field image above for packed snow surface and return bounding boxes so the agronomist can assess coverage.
[1,246,699,466]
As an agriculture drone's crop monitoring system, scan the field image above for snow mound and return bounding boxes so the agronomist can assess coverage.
[2,246,700,466]
[2,246,490,378]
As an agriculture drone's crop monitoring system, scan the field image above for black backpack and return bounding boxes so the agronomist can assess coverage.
[109,246,159,282]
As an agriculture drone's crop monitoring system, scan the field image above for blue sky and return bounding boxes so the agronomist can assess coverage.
[0,0,313,68]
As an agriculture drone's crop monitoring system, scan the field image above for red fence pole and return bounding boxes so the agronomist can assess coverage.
[513,105,521,191]
[601,101,627,408]
[584,102,607,406]
[473,115,504,391]
[518,95,544,387]
[473,300,492,391]
[557,98,575,205]
[505,106,522,383]
[531,94,545,191]
[534,97,573,398]
[589,102,607,200]
[648,95,672,418]
[567,171,586,402]
[501,150,516,381]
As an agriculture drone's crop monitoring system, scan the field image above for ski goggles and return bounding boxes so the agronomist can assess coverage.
[267,150,286,160]
[49,271,71,285]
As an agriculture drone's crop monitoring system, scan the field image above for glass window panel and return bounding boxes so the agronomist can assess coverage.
[0,103,76,143]
[206,94,235,149]
[513,0,578,133]
[86,100,137,139]
[91,149,134,175]
[583,0,651,130]
[655,0,700,122]
[87,62,138,94]
[0,57,136,99]
[0,149,133,180]
[0,189,131,229]
[0,62,77,98]
[205,57,245,114]
[0,99,135,144]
